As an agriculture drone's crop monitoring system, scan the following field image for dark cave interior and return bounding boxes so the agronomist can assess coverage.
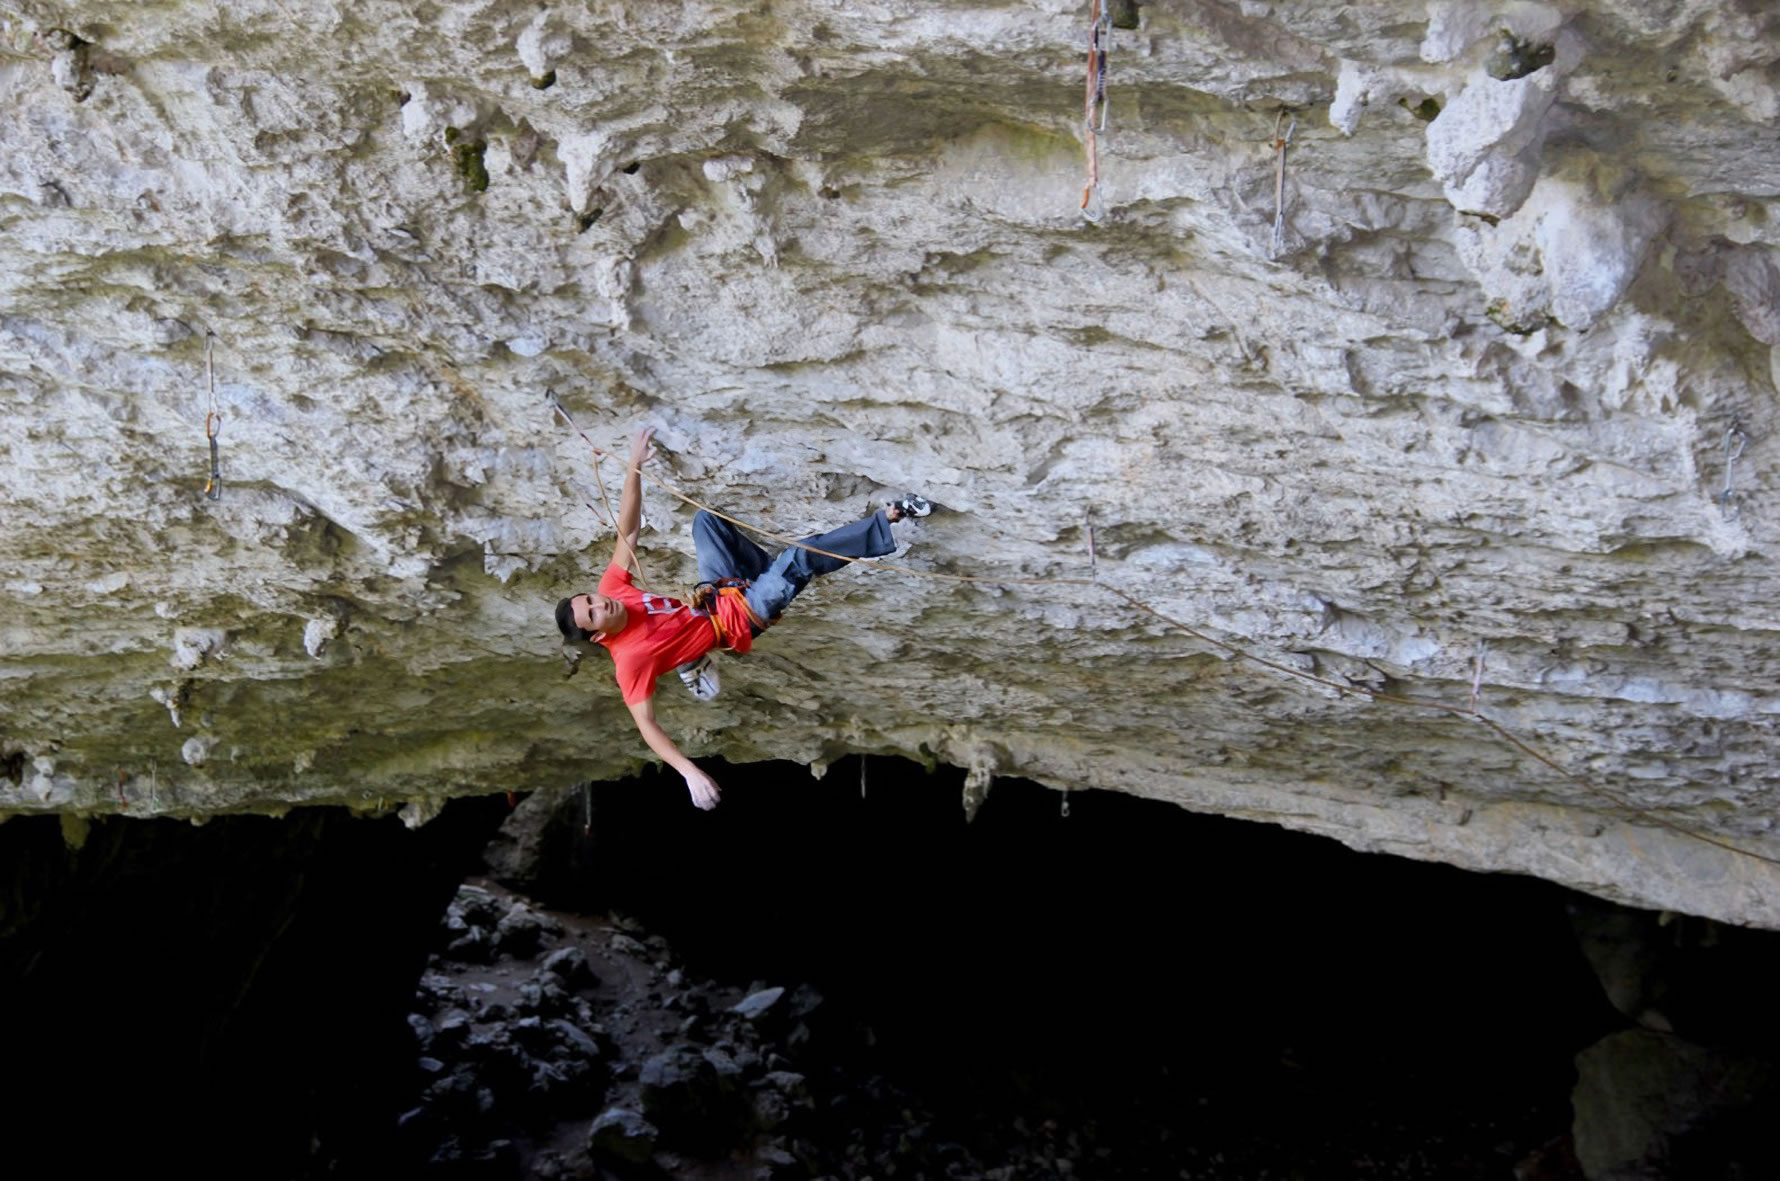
[551,760,1622,1162]
[3,757,1776,1177]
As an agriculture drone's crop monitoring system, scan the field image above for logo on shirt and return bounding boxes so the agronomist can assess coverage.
[640,593,683,617]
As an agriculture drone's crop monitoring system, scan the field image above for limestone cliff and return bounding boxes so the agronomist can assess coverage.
[3,1,1779,925]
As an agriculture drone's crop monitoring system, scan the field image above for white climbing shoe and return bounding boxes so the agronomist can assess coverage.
[676,655,720,702]
[890,493,932,519]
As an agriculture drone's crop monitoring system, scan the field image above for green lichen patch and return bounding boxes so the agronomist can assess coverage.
[1400,96,1442,122]
[451,137,490,193]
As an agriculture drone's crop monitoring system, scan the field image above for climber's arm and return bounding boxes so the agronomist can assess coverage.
[613,425,655,574]
[626,696,722,810]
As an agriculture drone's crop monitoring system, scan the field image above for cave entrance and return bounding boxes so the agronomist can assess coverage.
[490,756,1621,1175]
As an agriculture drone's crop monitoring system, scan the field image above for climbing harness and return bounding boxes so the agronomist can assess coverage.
[1271,110,1296,258]
[1081,0,1111,221]
[687,577,772,651]
[690,579,728,612]
[703,590,738,650]
[203,332,222,500]
[550,413,1780,874]
[699,581,773,651]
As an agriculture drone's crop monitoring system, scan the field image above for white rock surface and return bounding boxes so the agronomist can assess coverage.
[2,1,1779,926]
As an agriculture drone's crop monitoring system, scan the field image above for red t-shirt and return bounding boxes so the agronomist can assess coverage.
[597,562,754,704]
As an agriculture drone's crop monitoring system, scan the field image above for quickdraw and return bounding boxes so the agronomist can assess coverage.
[1469,639,1487,712]
[203,331,222,500]
[1271,110,1296,258]
[1081,0,1111,221]
[1719,420,1746,519]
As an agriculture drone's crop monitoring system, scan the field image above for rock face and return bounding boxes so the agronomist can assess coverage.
[1573,1030,1777,1179]
[3,2,1779,925]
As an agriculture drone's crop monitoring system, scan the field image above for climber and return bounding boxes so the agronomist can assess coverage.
[555,425,930,811]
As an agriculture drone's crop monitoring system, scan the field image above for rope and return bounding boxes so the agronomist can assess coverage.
[555,419,1780,872]
[1104,589,1780,870]
[548,391,652,591]
[588,445,653,591]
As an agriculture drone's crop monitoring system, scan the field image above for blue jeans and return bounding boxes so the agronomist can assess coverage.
[692,509,895,632]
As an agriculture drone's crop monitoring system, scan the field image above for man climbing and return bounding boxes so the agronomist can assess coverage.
[555,425,930,810]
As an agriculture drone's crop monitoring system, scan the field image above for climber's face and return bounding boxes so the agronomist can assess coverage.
[572,592,628,640]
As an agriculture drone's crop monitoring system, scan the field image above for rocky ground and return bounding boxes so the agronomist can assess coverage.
[389,877,1583,1181]
[400,879,833,1179]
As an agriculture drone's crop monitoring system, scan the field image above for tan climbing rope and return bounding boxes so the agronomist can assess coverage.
[555,413,1780,873]
[548,391,653,591]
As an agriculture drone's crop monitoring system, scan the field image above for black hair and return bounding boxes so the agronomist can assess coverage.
[556,596,594,644]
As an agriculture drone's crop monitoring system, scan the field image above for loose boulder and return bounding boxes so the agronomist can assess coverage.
[1572,1030,1778,1179]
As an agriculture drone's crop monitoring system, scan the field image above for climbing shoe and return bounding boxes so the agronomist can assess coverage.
[676,655,720,702]
[890,493,932,519]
